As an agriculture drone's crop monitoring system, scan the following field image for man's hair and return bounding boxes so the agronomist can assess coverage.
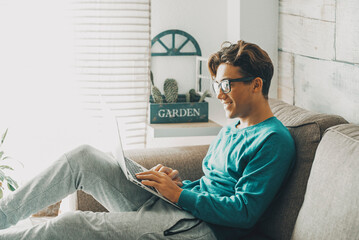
[208,40,274,99]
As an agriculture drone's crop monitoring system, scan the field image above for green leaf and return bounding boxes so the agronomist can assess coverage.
[0,165,14,171]
[15,158,24,168]
[5,176,18,189]
[7,182,15,191]
[0,188,3,199]
[0,128,8,146]
[1,156,11,161]
[0,151,4,160]
[0,170,5,181]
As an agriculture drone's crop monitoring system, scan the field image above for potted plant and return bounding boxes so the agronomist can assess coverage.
[149,73,211,124]
[0,129,20,199]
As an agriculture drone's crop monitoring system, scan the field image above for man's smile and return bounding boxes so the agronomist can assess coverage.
[222,101,233,109]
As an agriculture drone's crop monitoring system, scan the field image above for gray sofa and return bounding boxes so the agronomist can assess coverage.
[75,99,359,240]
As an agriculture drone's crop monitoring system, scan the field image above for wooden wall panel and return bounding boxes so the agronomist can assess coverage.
[294,55,359,123]
[280,0,335,21]
[279,14,335,60]
[278,51,294,89]
[336,0,359,63]
[278,51,294,104]
[278,85,294,105]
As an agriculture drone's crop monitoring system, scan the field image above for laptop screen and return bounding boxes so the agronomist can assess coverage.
[113,119,128,177]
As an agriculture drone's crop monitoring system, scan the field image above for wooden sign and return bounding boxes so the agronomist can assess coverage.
[150,95,208,124]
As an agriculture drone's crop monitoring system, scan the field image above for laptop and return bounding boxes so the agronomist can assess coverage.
[111,119,182,209]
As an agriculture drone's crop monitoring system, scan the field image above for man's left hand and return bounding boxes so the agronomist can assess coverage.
[136,171,183,203]
[150,164,183,187]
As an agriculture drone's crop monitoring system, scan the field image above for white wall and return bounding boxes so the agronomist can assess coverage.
[151,0,228,95]
[149,0,228,147]
[210,0,279,126]
[149,0,280,147]
[227,0,279,99]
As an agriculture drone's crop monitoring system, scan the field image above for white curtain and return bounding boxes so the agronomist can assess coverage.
[74,0,151,150]
[0,0,151,183]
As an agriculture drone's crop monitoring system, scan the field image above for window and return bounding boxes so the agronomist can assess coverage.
[0,0,151,182]
[74,0,151,150]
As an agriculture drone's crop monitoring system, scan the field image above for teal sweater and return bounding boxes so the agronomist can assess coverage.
[177,117,295,238]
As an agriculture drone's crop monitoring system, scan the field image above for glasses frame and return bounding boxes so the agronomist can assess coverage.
[212,77,256,94]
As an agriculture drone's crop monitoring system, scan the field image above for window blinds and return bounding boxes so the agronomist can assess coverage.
[73,0,151,149]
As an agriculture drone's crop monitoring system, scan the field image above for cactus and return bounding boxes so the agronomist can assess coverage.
[185,92,190,103]
[188,89,199,102]
[199,90,211,103]
[150,71,154,85]
[164,78,178,103]
[151,86,163,103]
[150,71,163,103]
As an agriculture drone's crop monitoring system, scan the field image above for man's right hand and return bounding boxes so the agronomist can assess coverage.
[150,164,183,187]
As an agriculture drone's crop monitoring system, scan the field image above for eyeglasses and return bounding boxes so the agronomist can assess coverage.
[212,77,256,95]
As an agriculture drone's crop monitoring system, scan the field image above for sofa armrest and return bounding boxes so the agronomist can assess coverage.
[76,145,209,212]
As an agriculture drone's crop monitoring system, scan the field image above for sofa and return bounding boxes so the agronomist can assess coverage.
[74,98,359,240]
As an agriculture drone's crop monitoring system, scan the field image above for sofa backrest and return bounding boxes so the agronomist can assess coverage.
[291,124,359,240]
[127,145,209,181]
[257,99,348,240]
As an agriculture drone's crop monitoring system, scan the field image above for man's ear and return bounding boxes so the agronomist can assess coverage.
[252,77,263,93]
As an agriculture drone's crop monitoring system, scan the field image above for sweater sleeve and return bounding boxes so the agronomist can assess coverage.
[177,133,295,228]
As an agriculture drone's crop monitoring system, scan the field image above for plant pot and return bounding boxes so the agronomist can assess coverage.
[149,94,208,124]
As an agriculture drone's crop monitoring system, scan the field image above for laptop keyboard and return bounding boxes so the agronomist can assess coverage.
[124,157,156,191]
[125,157,143,176]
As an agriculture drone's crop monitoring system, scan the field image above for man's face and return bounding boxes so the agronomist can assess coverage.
[214,63,255,119]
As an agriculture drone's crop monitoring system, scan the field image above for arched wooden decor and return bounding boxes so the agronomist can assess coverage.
[151,29,202,57]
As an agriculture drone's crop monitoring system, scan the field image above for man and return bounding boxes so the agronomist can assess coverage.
[0,40,295,239]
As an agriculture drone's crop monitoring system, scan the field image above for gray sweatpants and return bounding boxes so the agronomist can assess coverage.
[0,145,216,239]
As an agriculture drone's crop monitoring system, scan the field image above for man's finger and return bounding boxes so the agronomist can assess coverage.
[136,173,160,181]
[175,181,183,187]
[168,169,179,179]
[136,172,164,182]
[141,180,158,187]
[137,170,164,176]
[150,164,163,171]
[159,166,172,174]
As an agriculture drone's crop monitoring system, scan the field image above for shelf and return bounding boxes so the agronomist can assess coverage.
[148,120,222,138]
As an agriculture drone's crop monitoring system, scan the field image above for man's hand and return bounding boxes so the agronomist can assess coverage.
[150,164,183,187]
[136,170,183,203]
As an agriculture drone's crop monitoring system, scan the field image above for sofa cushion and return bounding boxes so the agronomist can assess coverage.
[291,124,359,240]
[77,190,109,212]
[257,99,348,240]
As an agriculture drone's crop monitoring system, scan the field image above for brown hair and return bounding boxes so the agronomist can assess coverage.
[208,40,273,99]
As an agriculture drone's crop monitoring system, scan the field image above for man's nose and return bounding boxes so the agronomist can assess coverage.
[216,88,225,100]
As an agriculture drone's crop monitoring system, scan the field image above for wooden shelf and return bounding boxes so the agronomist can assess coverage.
[148,120,222,138]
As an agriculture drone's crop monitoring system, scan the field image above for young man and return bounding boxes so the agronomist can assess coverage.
[0,40,295,239]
